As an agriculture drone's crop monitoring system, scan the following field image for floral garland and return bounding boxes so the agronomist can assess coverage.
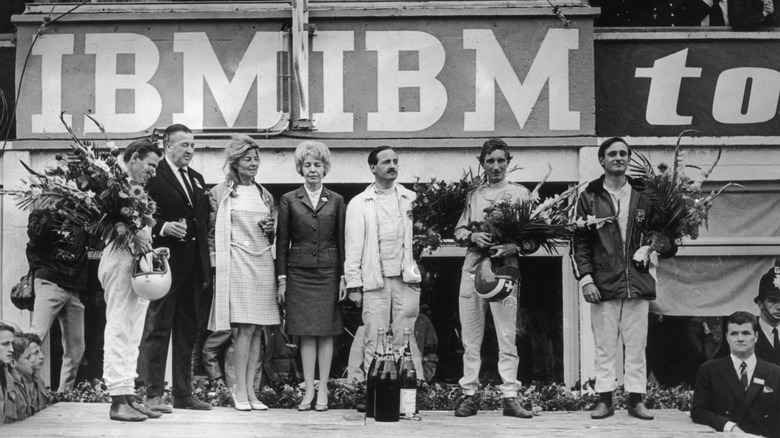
[7,113,156,260]
[628,130,741,270]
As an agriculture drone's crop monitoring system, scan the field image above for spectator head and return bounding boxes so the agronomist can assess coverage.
[11,335,35,378]
[367,146,398,185]
[124,138,163,183]
[20,333,43,372]
[726,311,759,359]
[294,141,332,177]
[163,124,195,168]
[0,322,14,366]
[477,138,512,165]
[224,135,261,187]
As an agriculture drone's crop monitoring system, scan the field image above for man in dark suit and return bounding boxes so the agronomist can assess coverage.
[729,0,778,30]
[691,311,780,437]
[141,124,212,412]
[755,262,780,366]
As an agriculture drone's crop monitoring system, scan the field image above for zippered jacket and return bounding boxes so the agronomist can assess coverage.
[343,183,415,291]
[572,175,677,301]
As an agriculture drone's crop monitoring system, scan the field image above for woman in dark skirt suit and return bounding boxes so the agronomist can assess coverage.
[276,141,346,411]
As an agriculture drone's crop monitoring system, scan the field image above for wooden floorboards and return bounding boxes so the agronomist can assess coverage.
[0,403,716,437]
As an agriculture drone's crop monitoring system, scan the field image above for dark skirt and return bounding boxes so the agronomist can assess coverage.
[285,266,344,336]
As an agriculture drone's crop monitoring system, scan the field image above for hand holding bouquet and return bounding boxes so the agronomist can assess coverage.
[4,113,157,259]
[470,165,586,256]
[629,130,741,271]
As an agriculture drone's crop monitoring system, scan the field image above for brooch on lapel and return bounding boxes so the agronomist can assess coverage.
[321,191,329,203]
[635,209,645,223]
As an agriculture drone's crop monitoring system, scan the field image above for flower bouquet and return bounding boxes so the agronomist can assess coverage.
[411,168,486,259]
[628,130,741,271]
[6,113,156,261]
[470,165,585,255]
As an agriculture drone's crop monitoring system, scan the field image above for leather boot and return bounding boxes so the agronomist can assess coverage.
[110,404,148,422]
[454,396,478,417]
[628,402,654,420]
[591,392,614,419]
[502,397,533,418]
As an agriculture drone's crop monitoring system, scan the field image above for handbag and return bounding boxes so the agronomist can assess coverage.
[11,270,35,311]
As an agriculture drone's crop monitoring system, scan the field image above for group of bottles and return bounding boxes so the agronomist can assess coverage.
[366,327,418,422]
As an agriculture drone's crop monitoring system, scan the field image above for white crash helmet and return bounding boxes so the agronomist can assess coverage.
[131,247,172,301]
[474,257,520,302]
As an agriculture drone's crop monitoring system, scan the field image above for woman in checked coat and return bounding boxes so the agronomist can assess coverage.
[208,135,279,411]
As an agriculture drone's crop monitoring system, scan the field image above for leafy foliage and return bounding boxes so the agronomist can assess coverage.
[51,378,695,412]
[470,168,584,254]
[411,168,485,260]
[628,130,741,243]
[6,113,157,258]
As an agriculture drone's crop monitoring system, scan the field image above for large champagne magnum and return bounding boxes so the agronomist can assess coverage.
[398,327,417,417]
[366,327,385,419]
[374,331,400,422]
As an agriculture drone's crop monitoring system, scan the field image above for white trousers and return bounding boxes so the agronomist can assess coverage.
[590,299,649,394]
[362,276,424,376]
[458,273,520,398]
[98,247,149,396]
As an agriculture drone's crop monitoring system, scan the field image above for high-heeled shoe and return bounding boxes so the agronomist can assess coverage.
[232,391,251,412]
[298,398,315,411]
[315,392,328,412]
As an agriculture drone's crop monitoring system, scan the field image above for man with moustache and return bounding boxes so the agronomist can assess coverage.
[691,311,780,437]
[572,137,677,420]
[142,124,212,412]
[344,146,424,382]
[755,261,780,366]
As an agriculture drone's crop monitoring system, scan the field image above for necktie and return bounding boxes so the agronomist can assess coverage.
[709,0,725,26]
[739,361,748,390]
[773,327,780,357]
[178,168,195,206]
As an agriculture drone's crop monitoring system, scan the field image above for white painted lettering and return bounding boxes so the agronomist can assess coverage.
[84,34,162,133]
[712,68,780,124]
[173,32,283,129]
[313,31,354,132]
[635,49,701,126]
[366,31,447,131]
[464,28,580,131]
[31,35,73,133]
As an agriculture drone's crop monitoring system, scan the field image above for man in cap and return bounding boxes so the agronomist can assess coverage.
[755,261,780,366]
[691,311,780,437]
[451,138,538,418]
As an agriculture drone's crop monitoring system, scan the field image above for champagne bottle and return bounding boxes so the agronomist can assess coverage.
[366,327,385,419]
[398,328,417,417]
[374,331,400,422]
